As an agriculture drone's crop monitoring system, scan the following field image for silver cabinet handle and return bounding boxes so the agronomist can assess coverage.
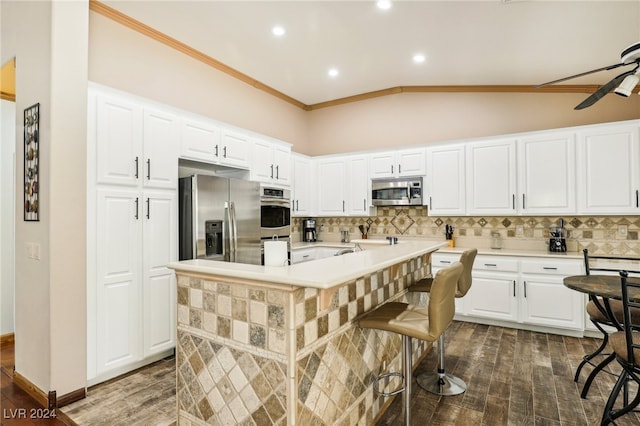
[484,263,497,267]
[513,280,516,297]
[296,200,299,211]
[270,164,274,179]
[134,197,139,220]
[430,196,433,208]
[636,189,639,208]
[146,158,151,180]
[343,200,345,212]
[522,193,526,209]
[512,194,515,210]
[215,144,219,157]
[363,199,366,210]
[439,260,451,264]
[398,164,401,174]
[223,146,227,158]
[542,267,557,270]
[524,281,527,298]
[134,157,139,179]
[146,197,150,219]
[276,165,279,179]
[391,165,394,174]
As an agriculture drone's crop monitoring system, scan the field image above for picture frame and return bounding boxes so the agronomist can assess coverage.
[24,103,39,221]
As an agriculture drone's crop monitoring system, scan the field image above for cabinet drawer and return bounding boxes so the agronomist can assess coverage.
[474,256,519,272]
[521,260,583,276]
[432,254,461,268]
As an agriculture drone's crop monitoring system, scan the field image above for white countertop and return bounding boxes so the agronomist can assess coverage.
[436,246,584,259]
[169,241,447,289]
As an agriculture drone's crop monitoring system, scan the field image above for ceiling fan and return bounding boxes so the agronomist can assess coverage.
[536,41,640,110]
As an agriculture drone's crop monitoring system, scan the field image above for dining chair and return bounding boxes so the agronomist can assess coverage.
[576,249,640,398]
[601,271,640,425]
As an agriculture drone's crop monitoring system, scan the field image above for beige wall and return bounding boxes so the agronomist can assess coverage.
[88,12,310,152]
[1,0,88,398]
[306,92,640,156]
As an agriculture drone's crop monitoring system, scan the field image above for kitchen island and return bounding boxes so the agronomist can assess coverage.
[169,240,446,425]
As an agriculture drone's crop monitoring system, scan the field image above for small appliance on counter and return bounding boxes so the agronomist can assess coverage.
[549,219,567,253]
[302,218,317,242]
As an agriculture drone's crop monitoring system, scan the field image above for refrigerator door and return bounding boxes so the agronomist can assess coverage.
[195,175,230,260]
[229,178,261,265]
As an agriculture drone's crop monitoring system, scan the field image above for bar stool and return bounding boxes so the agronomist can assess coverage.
[358,262,463,425]
[409,248,477,396]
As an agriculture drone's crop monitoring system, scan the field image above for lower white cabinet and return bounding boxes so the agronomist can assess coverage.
[92,188,176,381]
[433,252,584,334]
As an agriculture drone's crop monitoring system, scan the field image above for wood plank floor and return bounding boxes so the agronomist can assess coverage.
[378,321,640,426]
[3,321,640,425]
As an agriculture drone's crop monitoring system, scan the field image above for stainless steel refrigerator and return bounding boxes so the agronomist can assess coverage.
[178,174,261,265]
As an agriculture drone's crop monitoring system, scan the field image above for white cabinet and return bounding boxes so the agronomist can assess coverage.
[291,248,317,264]
[96,95,178,189]
[291,154,314,217]
[433,252,585,334]
[577,123,640,214]
[180,118,251,170]
[466,139,517,215]
[316,155,373,216]
[251,138,291,187]
[316,158,347,216]
[426,145,466,215]
[369,148,426,178]
[517,132,576,215]
[346,156,370,216]
[520,259,584,330]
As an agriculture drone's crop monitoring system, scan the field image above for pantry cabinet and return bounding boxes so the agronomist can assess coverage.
[577,123,640,214]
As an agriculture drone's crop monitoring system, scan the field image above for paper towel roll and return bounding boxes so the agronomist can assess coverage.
[264,241,288,266]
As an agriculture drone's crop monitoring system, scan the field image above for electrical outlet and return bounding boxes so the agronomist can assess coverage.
[516,225,524,235]
[619,225,628,236]
[26,242,41,260]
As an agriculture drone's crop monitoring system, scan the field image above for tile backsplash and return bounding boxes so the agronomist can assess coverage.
[293,207,640,256]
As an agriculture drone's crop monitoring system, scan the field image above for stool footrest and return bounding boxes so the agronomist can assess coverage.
[372,372,405,397]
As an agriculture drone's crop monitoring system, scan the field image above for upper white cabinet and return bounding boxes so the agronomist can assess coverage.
[180,117,251,170]
[517,132,576,215]
[291,153,314,217]
[96,95,178,190]
[466,139,517,215]
[96,95,143,187]
[577,123,640,214]
[251,138,291,187]
[316,157,347,216]
[346,155,370,216]
[369,148,426,178]
[426,144,466,215]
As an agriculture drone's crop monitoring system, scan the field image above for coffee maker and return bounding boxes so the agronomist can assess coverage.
[302,219,317,242]
[549,219,567,253]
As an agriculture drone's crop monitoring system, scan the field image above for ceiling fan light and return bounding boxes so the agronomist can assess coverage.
[614,74,640,97]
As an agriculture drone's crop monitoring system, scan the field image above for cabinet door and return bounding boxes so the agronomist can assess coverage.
[143,108,179,189]
[369,151,396,178]
[220,129,251,169]
[426,145,466,215]
[96,95,143,186]
[180,117,220,163]
[272,145,291,186]
[251,139,274,183]
[96,189,142,374]
[142,191,177,356]
[465,273,519,322]
[518,133,576,214]
[292,155,313,216]
[316,159,346,216]
[346,156,370,215]
[397,148,426,176]
[520,275,584,330]
[467,139,517,215]
[577,124,640,214]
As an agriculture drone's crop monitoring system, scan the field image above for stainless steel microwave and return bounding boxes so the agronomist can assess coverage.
[371,177,423,206]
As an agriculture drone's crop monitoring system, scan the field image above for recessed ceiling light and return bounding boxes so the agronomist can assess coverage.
[328,68,339,78]
[271,26,286,37]
[413,53,426,64]
[377,0,392,10]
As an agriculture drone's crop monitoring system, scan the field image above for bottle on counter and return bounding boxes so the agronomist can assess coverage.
[491,232,502,249]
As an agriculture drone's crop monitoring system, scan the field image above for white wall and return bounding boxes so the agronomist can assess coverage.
[1,0,88,397]
[1,99,15,335]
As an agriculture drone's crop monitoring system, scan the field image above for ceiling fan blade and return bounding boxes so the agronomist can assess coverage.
[574,69,638,110]
[535,62,630,88]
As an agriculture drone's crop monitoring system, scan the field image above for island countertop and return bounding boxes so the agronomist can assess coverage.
[169,240,447,289]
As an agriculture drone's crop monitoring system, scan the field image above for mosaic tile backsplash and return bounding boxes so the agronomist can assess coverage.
[175,253,432,425]
[294,207,640,256]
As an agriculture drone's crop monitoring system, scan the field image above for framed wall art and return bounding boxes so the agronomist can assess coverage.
[24,103,39,221]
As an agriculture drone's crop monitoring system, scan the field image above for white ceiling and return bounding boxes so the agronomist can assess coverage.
[103,0,640,106]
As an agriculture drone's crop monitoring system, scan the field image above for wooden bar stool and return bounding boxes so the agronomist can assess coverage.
[358,262,463,425]
[409,248,477,395]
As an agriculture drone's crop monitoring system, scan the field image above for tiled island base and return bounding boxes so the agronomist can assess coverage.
[175,253,432,425]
